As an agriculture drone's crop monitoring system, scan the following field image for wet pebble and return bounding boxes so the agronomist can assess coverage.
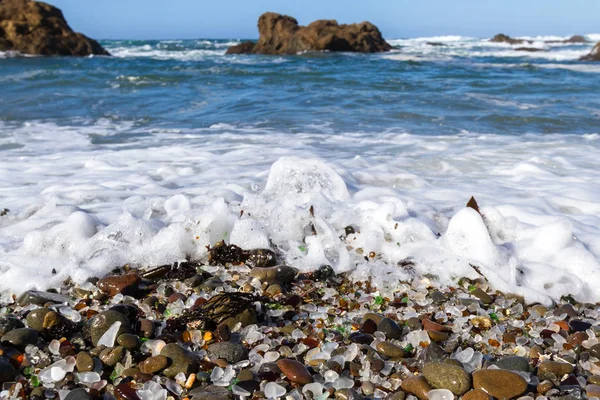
[160,343,199,378]
[401,375,432,400]
[423,362,471,395]
[494,356,530,372]
[76,352,94,372]
[89,310,131,346]
[377,318,402,340]
[97,273,140,296]
[277,358,314,384]
[139,355,169,374]
[376,341,407,358]
[472,369,527,399]
[207,341,249,364]
[1,327,38,347]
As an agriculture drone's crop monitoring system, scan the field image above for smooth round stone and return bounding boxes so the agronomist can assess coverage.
[406,317,422,331]
[472,369,527,399]
[138,355,169,374]
[208,342,249,364]
[249,265,297,284]
[401,375,432,400]
[99,346,125,367]
[538,361,574,378]
[377,318,402,340]
[139,319,155,339]
[360,318,377,334]
[117,333,141,350]
[216,323,231,342]
[422,319,449,333]
[423,362,471,396]
[277,359,314,385]
[569,319,592,332]
[361,381,375,396]
[97,273,140,296]
[428,331,450,342]
[76,352,95,372]
[462,389,491,400]
[335,388,349,400]
[0,357,16,384]
[17,290,70,306]
[589,375,600,386]
[114,382,142,400]
[237,369,254,382]
[587,384,600,398]
[537,380,554,394]
[427,389,454,400]
[88,310,131,346]
[64,388,92,400]
[495,356,530,372]
[470,288,493,304]
[376,341,407,358]
[0,315,25,337]
[160,343,199,378]
[1,327,38,347]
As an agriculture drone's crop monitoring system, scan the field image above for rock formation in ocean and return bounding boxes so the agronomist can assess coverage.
[0,0,109,56]
[581,42,600,61]
[490,34,531,45]
[226,12,391,55]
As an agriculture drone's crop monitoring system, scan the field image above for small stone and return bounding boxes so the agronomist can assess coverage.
[538,361,574,378]
[537,380,553,394]
[17,290,70,306]
[361,318,377,334]
[589,375,600,385]
[237,369,254,381]
[0,357,16,384]
[216,323,231,342]
[265,284,283,296]
[555,303,578,318]
[377,318,402,340]
[160,343,199,378]
[99,346,125,367]
[422,319,449,332]
[0,315,24,337]
[470,288,493,304]
[1,327,38,347]
[361,381,375,396]
[185,274,207,288]
[423,362,471,395]
[419,342,447,366]
[117,333,140,350]
[587,384,600,398]
[428,331,449,342]
[89,310,131,346]
[97,273,141,296]
[76,352,95,372]
[376,341,407,358]
[139,355,170,374]
[277,358,314,385]
[495,356,530,372]
[472,369,527,399]
[462,389,490,400]
[64,388,92,400]
[406,317,423,331]
[569,320,592,332]
[401,375,432,400]
[362,313,384,325]
[114,382,142,400]
[207,342,249,364]
[385,391,406,400]
[427,389,455,400]
[139,319,155,338]
[249,265,297,284]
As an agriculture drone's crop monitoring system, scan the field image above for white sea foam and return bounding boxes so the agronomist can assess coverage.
[0,121,599,305]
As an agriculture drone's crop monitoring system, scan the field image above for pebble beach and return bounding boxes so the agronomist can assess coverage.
[2,239,600,400]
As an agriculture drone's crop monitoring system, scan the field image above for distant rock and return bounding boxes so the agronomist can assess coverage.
[226,12,391,55]
[563,35,588,43]
[426,42,445,47]
[0,0,109,56]
[515,47,544,52]
[490,34,530,45]
[581,42,600,61]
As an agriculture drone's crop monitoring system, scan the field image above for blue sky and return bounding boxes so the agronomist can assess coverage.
[52,0,600,40]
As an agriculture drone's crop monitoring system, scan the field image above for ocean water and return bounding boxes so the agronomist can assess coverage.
[1,35,600,305]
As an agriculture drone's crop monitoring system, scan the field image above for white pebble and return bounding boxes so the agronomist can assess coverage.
[76,372,101,383]
[427,389,454,400]
[97,321,121,347]
[48,339,61,356]
[264,382,286,398]
[333,377,354,390]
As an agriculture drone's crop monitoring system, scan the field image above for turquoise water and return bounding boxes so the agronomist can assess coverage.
[1,38,599,137]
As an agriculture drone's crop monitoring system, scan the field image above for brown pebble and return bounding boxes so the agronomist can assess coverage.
[538,361,574,378]
[277,359,314,385]
[462,389,491,400]
[537,380,554,394]
[422,319,449,332]
[587,384,600,398]
[472,369,527,399]
[401,375,432,400]
[427,331,449,342]
[114,382,142,400]
[139,355,169,374]
[361,318,377,334]
[167,292,186,303]
[138,319,155,338]
[76,352,94,373]
[100,346,126,367]
[216,323,231,342]
[98,273,141,296]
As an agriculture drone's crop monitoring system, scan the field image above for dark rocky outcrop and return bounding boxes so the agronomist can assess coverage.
[563,35,588,43]
[581,42,600,61]
[490,34,531,45]
[0,0,109,56]
[226,12,391,55]
[515,47,544,52]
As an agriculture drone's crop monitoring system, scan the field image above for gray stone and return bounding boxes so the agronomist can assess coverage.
[249,265,298,284]
[423,362,471,396]
[208,341,249,364]
[495,356,530,372]
[1,327,38,347]
[26,308,51,332]
[17,290,70,306]
[160,343,199,378]
[190,385,234,400]
[377,318,402,340]
[88,310,131,346]
[64,388,92,400]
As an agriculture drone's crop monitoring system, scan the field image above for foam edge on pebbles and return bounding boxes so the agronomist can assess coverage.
[1,239,600,400]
